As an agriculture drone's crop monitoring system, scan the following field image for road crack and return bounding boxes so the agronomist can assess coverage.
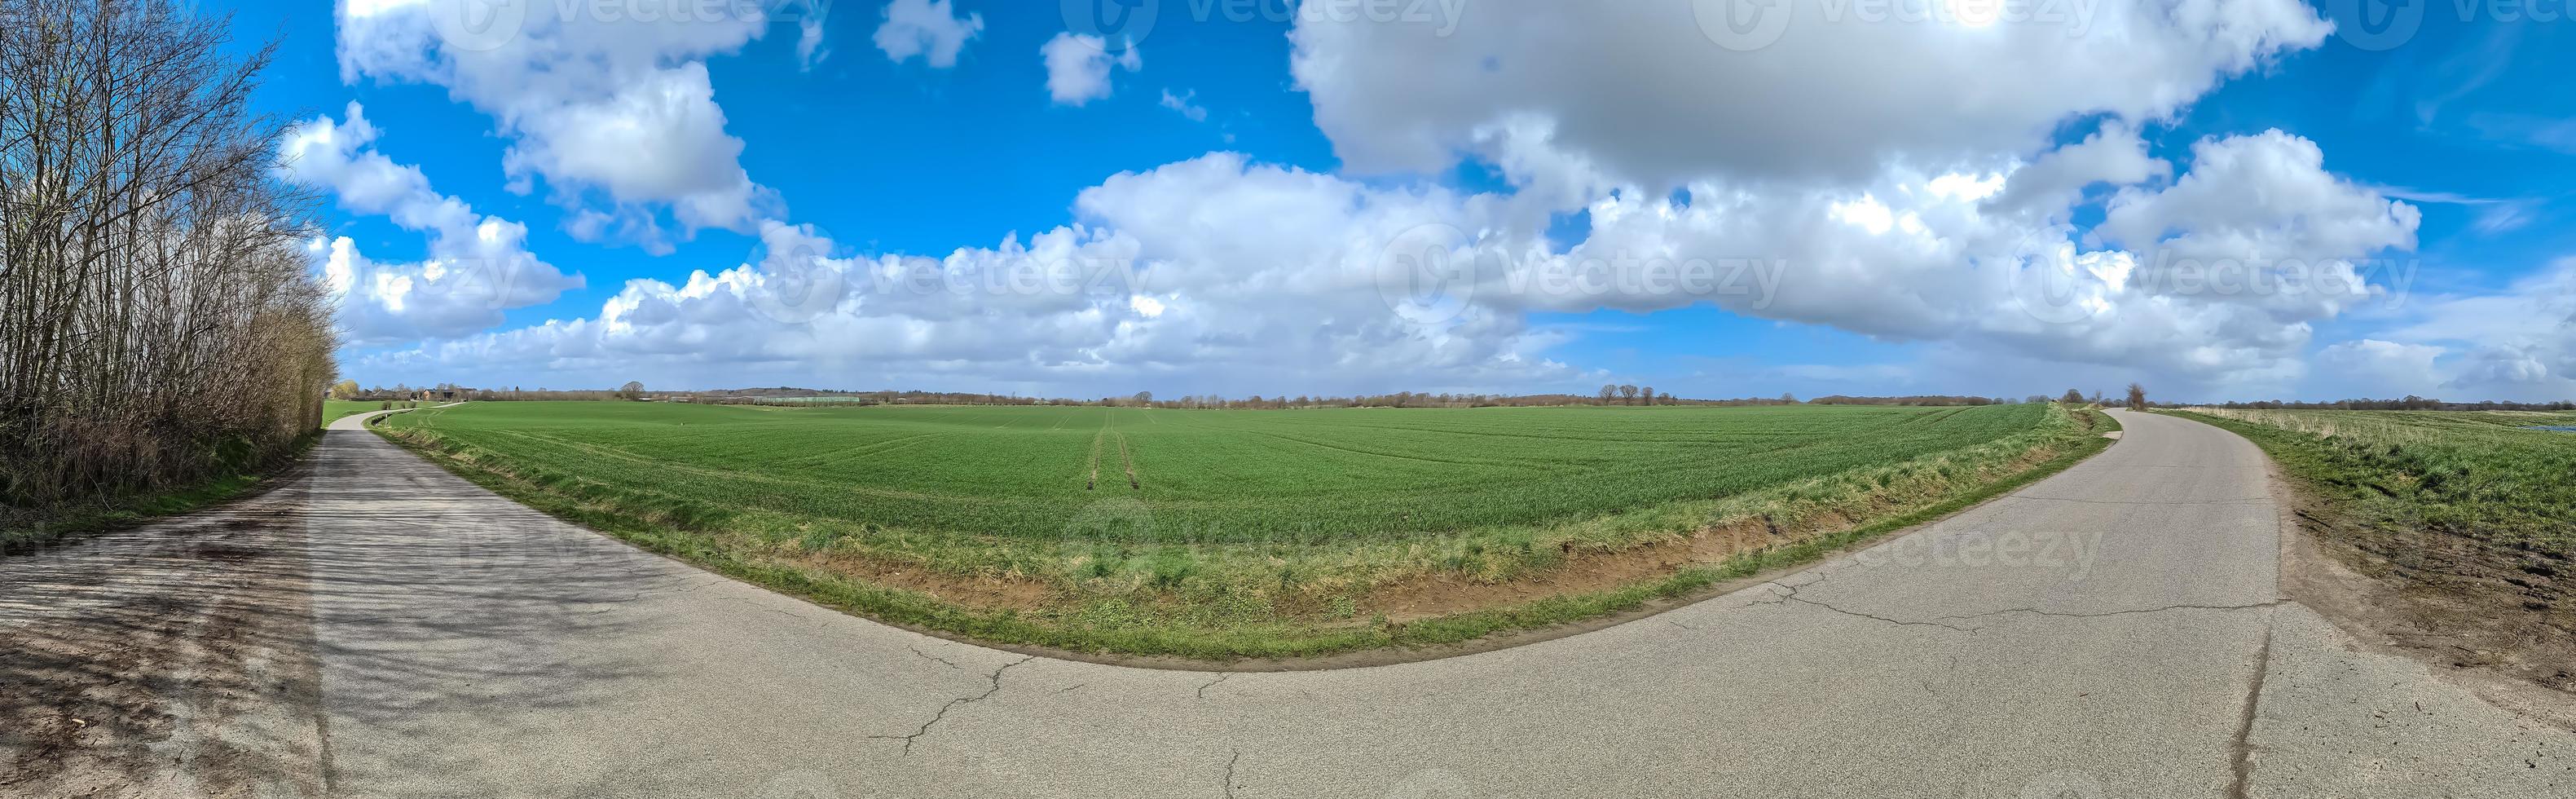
[2010,495,2271,507]
[1221,749,1244,798]
[1755,579,1982,633]
[866,655,1035,753]
[908,644,965,671]
[2229,616,2279,799]
[1197,672,1231,700]
[1750,575,2288,633]
[1936,599,2288,625]
[1786,595,1984,633]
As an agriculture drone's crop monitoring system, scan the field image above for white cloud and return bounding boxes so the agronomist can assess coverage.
[336,0,783,249]
[1461,126,2413,387]
[797,15,829,70]
[278,104,583,343]
[1042,33,1141,106]
[1289,0,2332,187]
[497,64,772,233]
[873,0,982,68]
[2365,258,2576,400]
[1160,89,1208,121]
[1255,4,2446,395]
[1986,121,2169,213]
[2313,339,2446,398]
[358,155,1575,393]
[2100,130,2420,272]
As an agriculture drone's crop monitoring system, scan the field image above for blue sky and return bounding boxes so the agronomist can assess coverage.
[240,1,2576,401]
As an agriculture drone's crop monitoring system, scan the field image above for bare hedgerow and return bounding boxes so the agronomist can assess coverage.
[0,0,335,538]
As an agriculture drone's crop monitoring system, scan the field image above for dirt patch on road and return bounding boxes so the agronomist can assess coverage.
[0,488,327,797]
[2265,457,2576,730]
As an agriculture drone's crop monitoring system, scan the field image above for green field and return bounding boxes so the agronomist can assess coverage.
[382,401,2111,657]
[2164,408,2574,609]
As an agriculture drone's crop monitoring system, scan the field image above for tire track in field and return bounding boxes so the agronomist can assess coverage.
[1085,428,1104,491]
[1081,411,1143,491]
[1223,426,1498,467]
[768,430,963,469]
[1113,431,1141,489]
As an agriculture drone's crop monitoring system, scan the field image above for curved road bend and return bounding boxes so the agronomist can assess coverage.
[10,409,2572,797]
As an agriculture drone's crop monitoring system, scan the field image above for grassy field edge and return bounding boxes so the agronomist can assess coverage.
[373,408,2119,662]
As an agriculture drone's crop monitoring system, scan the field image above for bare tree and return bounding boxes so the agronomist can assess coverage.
[2060,389,2086,405]
[618,381,645,400]
[1640,386,1655,405]
[1598,384,1617,405]
[1618,384,1640,404]
[2125,382,2148,410]
[1,1,334,532]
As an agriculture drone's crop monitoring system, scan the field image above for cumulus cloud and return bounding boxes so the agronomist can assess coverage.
[356,154,1575,392]
[2100,130,2420,270]
[1160,89,1208,121]
[278,104,582,343]
[1255,3,2442,394]
[796,15,829,69]
[2314,339,2447,397]
[873,0,982,68]
[336,0,782,249]
[1289,0,2332,187]
[1387,126,2411,387]
[1042,33,1141,106]
[2362,258,2576,400]
[1985,121,2169,214]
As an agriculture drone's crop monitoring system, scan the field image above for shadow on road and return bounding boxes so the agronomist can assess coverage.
[0,428,671,797]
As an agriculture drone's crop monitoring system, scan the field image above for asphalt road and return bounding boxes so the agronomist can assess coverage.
[9,409,2570,797]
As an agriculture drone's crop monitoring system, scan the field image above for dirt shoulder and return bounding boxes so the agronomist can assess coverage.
[2261,454,2576,730]
[0,475,327,797]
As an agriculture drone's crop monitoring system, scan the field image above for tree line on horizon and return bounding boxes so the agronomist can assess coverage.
[2185,396,2576,412]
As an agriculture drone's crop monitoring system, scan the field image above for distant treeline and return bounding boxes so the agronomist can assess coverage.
[1808,395,2010,406]
[1133,391,1681,408]
[2189,396,2576,412]
[3,4,337,536]
[333,384,626,403]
